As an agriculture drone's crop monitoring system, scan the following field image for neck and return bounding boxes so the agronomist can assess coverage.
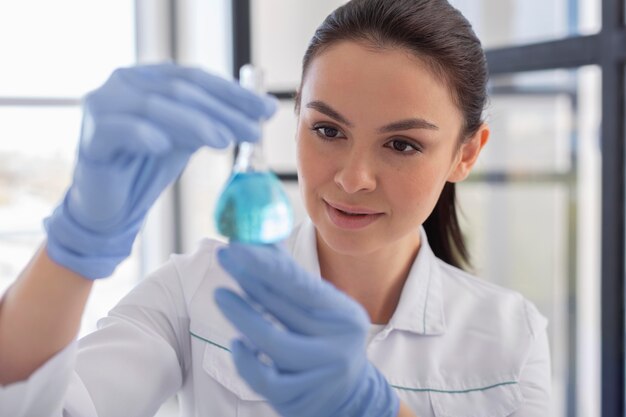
[316,230,421,325]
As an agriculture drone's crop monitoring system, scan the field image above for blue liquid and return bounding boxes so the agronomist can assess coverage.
[215,172,293,244]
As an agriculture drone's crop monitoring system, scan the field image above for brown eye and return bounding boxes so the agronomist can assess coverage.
[385,139,421,154]
[321,127,339,137]
[312,125,345,140]
[392,140,410,152]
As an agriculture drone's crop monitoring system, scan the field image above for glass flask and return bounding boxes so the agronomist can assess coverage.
[214,65,293,244]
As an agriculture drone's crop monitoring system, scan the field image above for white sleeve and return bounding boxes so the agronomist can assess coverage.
[0,341,77,417]
[0,259,191,417]
[510,301,552,416]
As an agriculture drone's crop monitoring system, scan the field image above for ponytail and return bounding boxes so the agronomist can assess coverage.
[423,182,471,271]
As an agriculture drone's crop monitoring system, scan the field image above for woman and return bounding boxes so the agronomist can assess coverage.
[0,0,551,416]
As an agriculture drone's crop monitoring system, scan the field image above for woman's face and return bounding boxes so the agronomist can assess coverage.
[296,41,485,257]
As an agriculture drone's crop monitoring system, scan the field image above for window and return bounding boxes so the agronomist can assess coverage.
[451,0,601,48]
[0,0,138,337]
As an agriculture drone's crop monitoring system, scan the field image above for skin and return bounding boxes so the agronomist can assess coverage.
[0,244,93,384]
[296,40,489,325]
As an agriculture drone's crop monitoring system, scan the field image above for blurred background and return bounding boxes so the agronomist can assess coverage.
[1,0,624,416]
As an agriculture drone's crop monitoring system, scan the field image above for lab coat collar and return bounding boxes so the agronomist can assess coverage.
[387,227,447,335]
[288,220,446,336]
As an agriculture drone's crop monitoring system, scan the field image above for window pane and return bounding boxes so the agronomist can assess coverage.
[251,0,348,90]
[0,107,80,272]
[477,70,575,173]
[450,0,600,48]
[0,106,142,337]
[250,0,601,90]
[179,148,234,247]
[458,66,601,417]
[264,99,298,172]
[0,0,135,97]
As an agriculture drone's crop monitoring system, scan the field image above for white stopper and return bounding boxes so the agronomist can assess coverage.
[239,64,265,93]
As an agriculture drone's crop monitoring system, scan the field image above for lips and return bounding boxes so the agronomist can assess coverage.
[324,200,384,230]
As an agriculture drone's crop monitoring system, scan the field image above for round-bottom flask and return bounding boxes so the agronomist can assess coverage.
[214,65,293,244]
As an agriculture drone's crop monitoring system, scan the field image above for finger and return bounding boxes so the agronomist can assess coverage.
[80,114,172,161]
[217,244,361,314]
[118,69,264,143]
[71,148,191,232]
[137,63,278,119]
[226,265,359,337]
[125,150,191,219]
[85,73,237,151]
[231,339,343,409]
[214,288,329,371]
[167,79,262,142]
[229,338,282,401]
[143,94,237,149]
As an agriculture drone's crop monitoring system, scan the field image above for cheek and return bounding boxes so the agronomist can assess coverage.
[296,137,332,220]
[388,176,426,209]
[296,134,334,188]
[384,164,447,219]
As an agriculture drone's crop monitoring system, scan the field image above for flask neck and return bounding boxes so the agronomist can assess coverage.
[234,64,269,174]
[233,141,267,173]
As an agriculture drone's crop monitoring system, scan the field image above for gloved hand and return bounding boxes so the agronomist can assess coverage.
[215,243,400,417]
[44,64,277,279]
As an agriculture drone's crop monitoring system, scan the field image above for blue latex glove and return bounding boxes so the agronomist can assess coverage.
[44,64,277,279]
[215,244,400,417]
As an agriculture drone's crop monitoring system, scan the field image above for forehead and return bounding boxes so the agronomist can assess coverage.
[300,41,462,131]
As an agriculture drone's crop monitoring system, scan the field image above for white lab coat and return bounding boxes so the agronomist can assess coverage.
[0,219,551,417]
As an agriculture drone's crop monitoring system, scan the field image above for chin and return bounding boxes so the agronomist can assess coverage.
[314,222,383,257]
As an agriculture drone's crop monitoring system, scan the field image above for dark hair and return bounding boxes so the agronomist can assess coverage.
[295,0,488,270]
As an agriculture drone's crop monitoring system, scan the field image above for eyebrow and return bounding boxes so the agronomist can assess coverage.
[305,100,439,132]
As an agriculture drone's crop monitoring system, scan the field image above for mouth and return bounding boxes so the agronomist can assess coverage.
[326,200,382,215]
[324,200,384,229]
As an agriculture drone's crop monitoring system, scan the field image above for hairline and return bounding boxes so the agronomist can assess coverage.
[295,37,467,141]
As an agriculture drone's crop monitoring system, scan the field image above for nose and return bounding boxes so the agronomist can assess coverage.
[333,149,377,194]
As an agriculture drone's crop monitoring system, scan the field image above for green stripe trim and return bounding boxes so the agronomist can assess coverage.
[190,331,231,352]
[190,331,516,395]
[391,381,518,394]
